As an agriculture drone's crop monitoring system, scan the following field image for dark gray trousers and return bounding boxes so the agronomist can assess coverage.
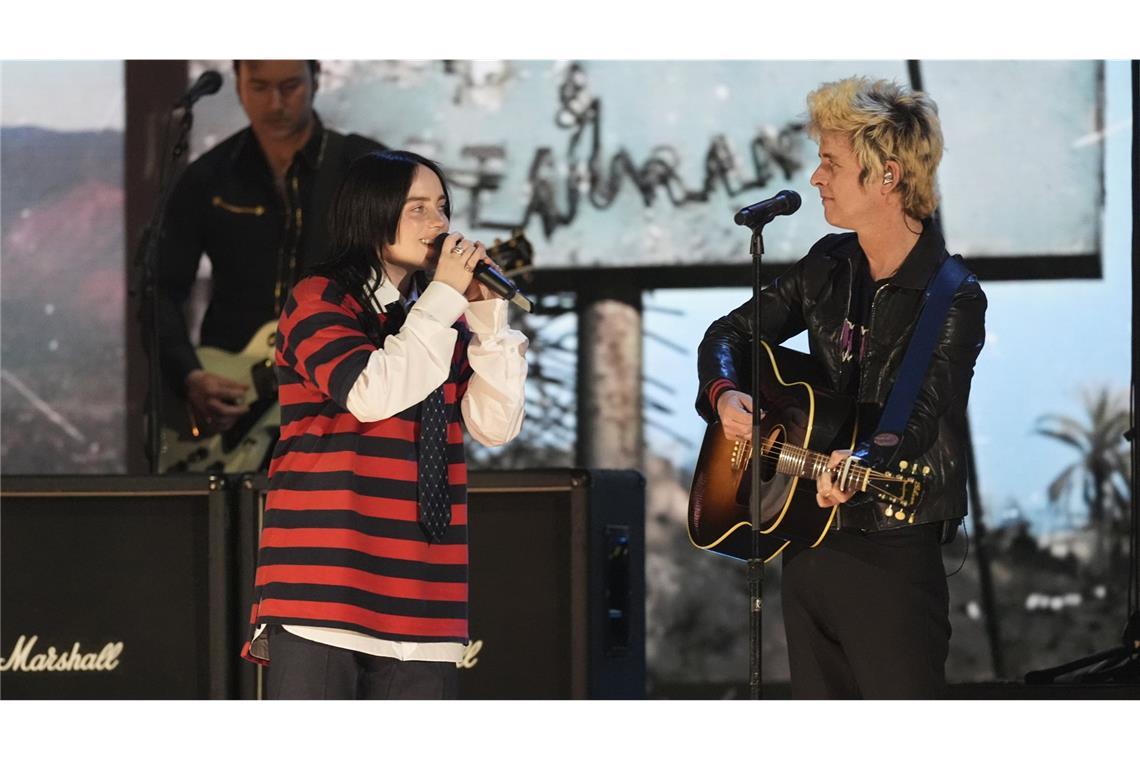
[781,523,951,699]
[265,626,459,700]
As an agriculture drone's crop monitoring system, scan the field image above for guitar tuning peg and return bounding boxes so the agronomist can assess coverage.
[907,513,916,524]
[911,462,920,473]
[922,465,931,476]
[895,508,906,521]
[899,460,909,471]
[884,505,894,518]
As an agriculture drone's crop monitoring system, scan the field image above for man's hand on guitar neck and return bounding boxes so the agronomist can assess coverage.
[817,449,858,508]
[186,369,250,434]
[717,390,763,442]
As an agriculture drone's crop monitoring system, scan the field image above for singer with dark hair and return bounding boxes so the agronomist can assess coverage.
[241,149,528,699]
[152,60,384,449]
[696,76,986,698]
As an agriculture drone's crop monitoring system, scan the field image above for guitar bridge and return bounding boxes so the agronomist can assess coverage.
[730,440,752,471]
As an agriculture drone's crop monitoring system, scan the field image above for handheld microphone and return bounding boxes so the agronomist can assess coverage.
[733,190,801,229]
[431,233,534,313]
[174,70,223,110]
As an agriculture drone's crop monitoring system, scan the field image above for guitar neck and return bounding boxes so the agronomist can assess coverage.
[772,443,876,494]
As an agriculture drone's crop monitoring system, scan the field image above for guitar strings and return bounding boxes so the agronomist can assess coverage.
[729,441,920,503]
[750,438,904,481]
[735,448,911,502]
[739,439,913,484]
[732,451,911,502]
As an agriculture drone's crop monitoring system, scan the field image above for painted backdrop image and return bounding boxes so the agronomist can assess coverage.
[1,61,127,474]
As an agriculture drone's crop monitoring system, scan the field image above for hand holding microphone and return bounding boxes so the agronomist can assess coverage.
[431,232,533,312]
[431,232,487,297]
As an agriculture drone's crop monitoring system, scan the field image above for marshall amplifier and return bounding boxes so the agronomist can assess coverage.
[0,475,235,699]
[460,469,646,699]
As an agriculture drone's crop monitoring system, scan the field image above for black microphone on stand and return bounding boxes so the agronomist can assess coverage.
[431,233,534,313]
[734,190,801,229]
[173,70,223,111]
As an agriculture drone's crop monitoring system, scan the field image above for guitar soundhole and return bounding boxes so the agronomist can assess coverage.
[758,427,784,483]
[734,426,784,510]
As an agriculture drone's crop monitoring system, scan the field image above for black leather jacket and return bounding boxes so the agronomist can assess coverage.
[696,221,987,530]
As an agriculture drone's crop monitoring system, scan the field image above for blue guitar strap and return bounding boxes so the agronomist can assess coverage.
[853,254,975,468]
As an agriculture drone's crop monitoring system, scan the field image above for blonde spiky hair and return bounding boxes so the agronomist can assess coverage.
[807,77,944,219]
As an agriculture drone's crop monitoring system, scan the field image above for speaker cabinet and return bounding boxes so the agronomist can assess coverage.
[461,469,646,699]
[234,472,268,700]
[0,475,235,699]
[231,468,646,700]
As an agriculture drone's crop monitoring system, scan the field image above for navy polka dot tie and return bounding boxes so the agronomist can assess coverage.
[417,384,450,542]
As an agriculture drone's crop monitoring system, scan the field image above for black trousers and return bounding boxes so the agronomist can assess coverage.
[781,523,950,699]
[265,626,459,700]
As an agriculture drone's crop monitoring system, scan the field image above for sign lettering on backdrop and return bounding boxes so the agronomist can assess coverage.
[456,63,806,238]
[0,635,123,673]
[191,60,1103,268]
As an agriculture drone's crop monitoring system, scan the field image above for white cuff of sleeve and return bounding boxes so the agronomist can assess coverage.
[412,280,468,326]
[465,298,509,335]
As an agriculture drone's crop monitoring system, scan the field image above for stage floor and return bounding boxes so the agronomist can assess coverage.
[651,681,1140,699]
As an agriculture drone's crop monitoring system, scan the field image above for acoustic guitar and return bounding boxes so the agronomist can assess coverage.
[687,340,926,562]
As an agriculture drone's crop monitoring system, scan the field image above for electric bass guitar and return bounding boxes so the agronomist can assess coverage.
[687,340,927,562]
[158,320,280,473]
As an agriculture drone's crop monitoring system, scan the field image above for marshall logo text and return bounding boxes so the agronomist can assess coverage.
[457,639,483,669]
[0,635,124,673]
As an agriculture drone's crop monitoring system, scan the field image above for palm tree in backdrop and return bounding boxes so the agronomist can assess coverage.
[1035,387,1132,572]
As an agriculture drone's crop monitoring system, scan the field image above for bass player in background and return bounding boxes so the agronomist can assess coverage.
[151,60,383,456]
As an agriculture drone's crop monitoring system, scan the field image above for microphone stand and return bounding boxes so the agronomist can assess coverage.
[747,223,766,700]
[732,191,799,699]
[135,103,195,473]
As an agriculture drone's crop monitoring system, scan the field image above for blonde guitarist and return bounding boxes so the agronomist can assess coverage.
[696,77,986,698]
